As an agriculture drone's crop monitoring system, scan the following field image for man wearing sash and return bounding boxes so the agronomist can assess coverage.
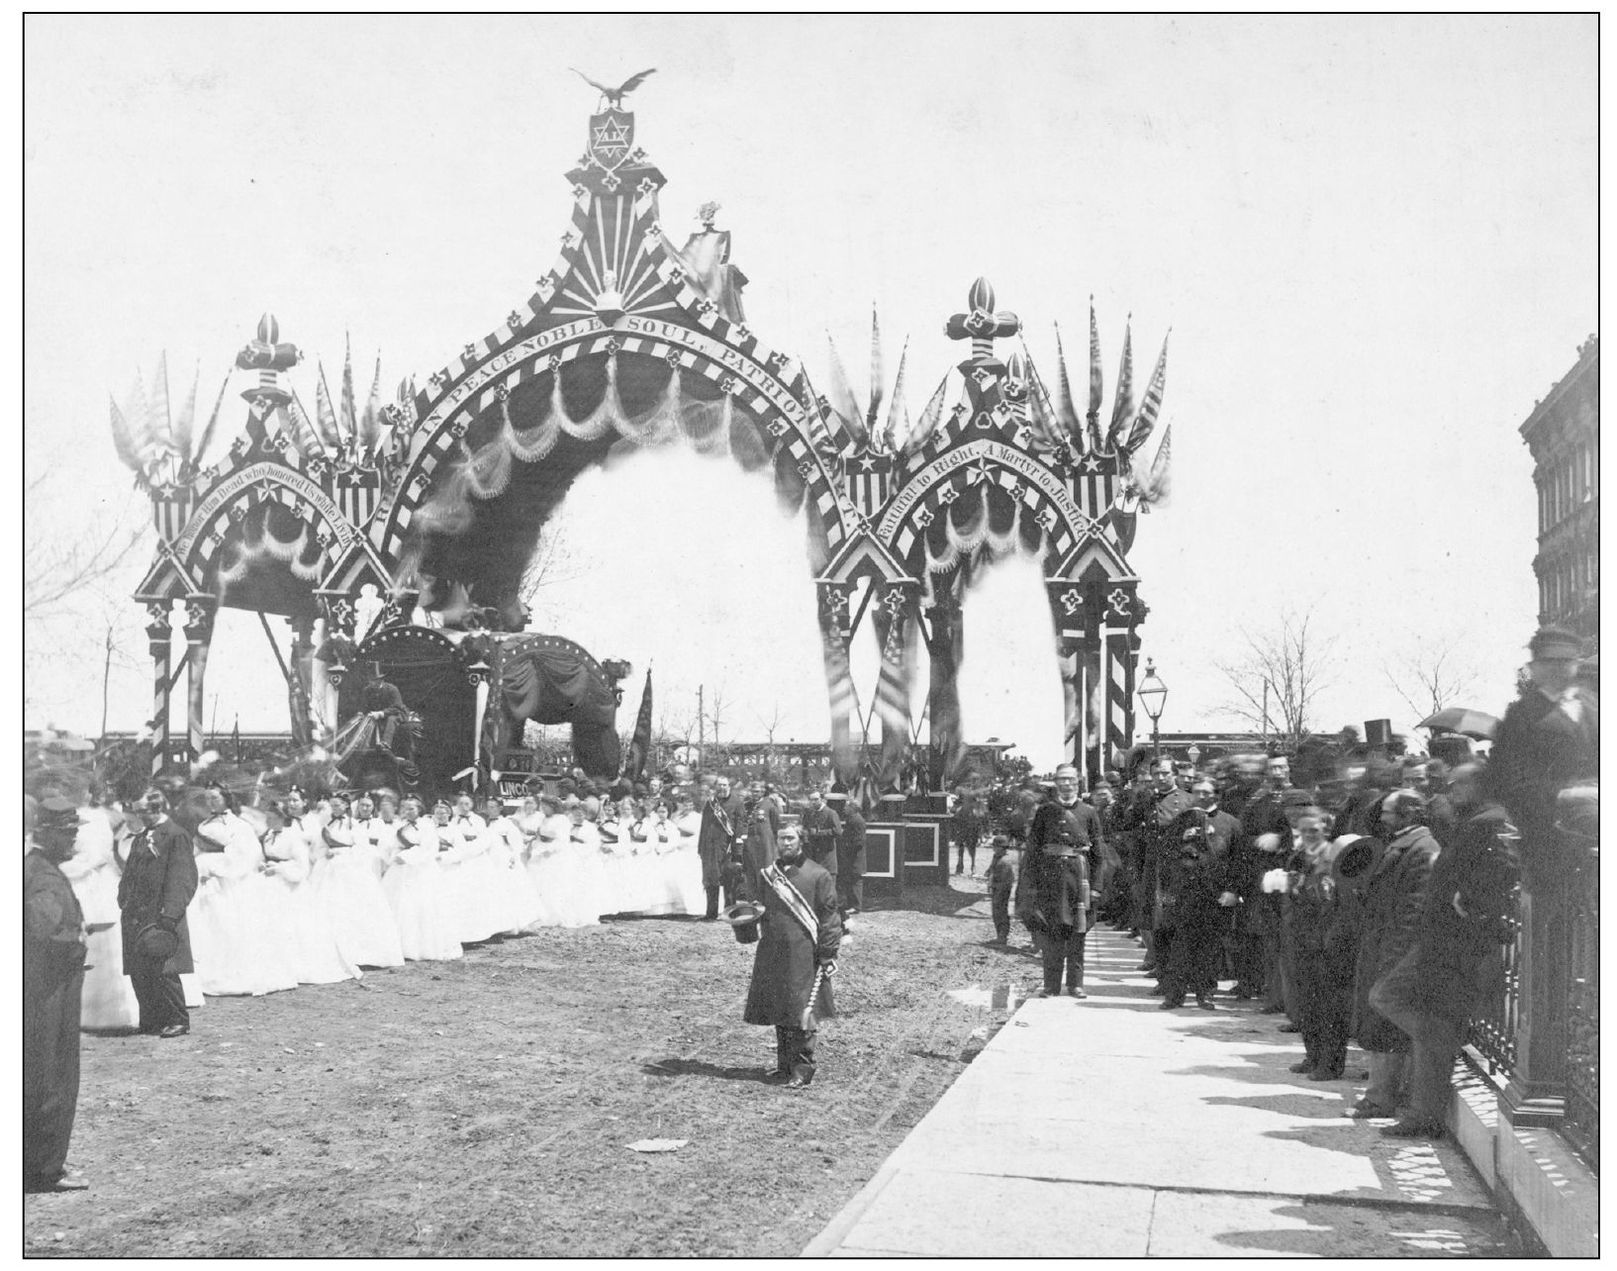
[697,777,744,920]
[743,823,842,1088]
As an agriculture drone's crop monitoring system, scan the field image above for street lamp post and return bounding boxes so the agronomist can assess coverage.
[1137,659,1168,760]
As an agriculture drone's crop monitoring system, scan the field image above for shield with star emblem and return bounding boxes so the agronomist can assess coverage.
[588,109,635,172]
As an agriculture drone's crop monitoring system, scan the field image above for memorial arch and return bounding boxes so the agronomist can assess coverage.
[121,97,1172,793]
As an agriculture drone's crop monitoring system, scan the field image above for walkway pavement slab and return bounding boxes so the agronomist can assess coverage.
[804,929,1512,1257]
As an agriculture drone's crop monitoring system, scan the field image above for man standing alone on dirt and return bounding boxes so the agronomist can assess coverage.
[743,822,842,1088]
[698,777,744,920]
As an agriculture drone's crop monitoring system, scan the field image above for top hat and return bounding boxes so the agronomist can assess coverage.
[722,900,766,944]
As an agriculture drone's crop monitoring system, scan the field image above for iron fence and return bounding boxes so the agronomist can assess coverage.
[1466,907,1522,1078]
[1561,841,1599,1171]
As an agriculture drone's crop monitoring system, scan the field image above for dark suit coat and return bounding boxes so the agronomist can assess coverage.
[1024,798,1105,937]
[117,817,198,974]
[25,851,86,995]
[801,805,841,877]
[743,857,842,1027]
[1351,823,1440,1051]
[838,808,868,878]
[697,796,743,889]
[1411,802,1521,1024]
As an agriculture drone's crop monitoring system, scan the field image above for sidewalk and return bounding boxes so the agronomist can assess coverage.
[803,928,1514,1257]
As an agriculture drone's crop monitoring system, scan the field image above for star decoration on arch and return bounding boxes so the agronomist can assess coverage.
[913,506,935,528]
[966,460,992,486]
[936,483,961,505]
[879,588,910,620]
[1079,453,1103,474]
[822,587,850,617]
[1107,588,1132,618]
[1059,588,1085,617]
[592,117,631,156]
[507,310,526,329]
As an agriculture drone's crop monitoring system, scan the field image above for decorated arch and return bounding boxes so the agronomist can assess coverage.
[117,93,1172,793]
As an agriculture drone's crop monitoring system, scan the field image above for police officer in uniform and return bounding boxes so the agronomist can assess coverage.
[1024,764,1106,998]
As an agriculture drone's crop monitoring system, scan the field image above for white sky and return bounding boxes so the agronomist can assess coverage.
[23,15,1597,768]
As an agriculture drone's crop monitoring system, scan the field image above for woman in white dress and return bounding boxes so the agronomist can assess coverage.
[476,795,543,936]
[597,797,635,915]
[520,795,564,928]
[434,799,500,945]
[59,803,141,1030]
[382,797,463,961]
[365,793,405,870]
[192,789,299,996]
[259,801,360,985]
[561,801,606,927]
[312,793,406,969]
[631,801,677,916]
[670,793,708,916]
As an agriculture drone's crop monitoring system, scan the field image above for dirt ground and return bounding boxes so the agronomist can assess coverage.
[25,870,1042,1257]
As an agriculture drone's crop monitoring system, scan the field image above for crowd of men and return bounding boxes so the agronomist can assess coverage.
[964,623,1596,1142]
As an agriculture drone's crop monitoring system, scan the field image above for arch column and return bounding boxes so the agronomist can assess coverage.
[181,594,217,763]
[145,601,174,778]
[870,582,920,792]
[922,595,966,791]
[288,616,317,748]
[816,582,858,788]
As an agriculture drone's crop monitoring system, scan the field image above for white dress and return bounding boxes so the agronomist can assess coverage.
[383,822,464,961]
[261,825,360,985]
[483,816,543,934]
[633,820,680,916]
[311,816,406,969]
[439,821,501,937]
[191,813,299,996]
[523,814,571,928]
[561,822,606,927]
[60,808,140,1030]
[598,820,635,915]
[670,812,708,915]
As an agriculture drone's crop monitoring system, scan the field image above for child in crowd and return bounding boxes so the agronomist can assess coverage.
[986,835,1016,946]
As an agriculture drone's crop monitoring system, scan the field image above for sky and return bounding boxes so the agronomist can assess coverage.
[23,15,1598,769]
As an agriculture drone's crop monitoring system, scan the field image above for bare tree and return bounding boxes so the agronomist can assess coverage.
[25,472,149,620]
[703,684,731,752]
[518,519,585,620]
[1383,637,1484,721]
[1216,607,1339,750]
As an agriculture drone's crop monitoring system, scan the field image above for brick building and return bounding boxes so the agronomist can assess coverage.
[1521,336,1598,642]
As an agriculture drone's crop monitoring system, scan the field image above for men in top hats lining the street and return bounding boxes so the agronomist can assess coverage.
[117,788,199,1038]
[742,822,842,1088]
[25,796,91,1192]
[1022,764,1105,998]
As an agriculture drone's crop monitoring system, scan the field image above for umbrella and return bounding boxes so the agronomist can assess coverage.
[1417,707,1500,740]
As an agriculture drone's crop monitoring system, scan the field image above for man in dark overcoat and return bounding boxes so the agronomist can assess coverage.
[801,787,841,885]
[743,823,842,1088]
[1486,626,1595,888]
[1369,764,1521,1137]
[1024,764,1105,997]
[837,800,867,916]
[1228,757,1298,1009]
[1158,778,1241,1009]
[697,776,745,920]
[1349,790,1440,1119]
[741,791,778,904]
[25,797,90,1192]
[1285,809,1356,1079]
[1141,760,1193,979]
[117,788,199,1037]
